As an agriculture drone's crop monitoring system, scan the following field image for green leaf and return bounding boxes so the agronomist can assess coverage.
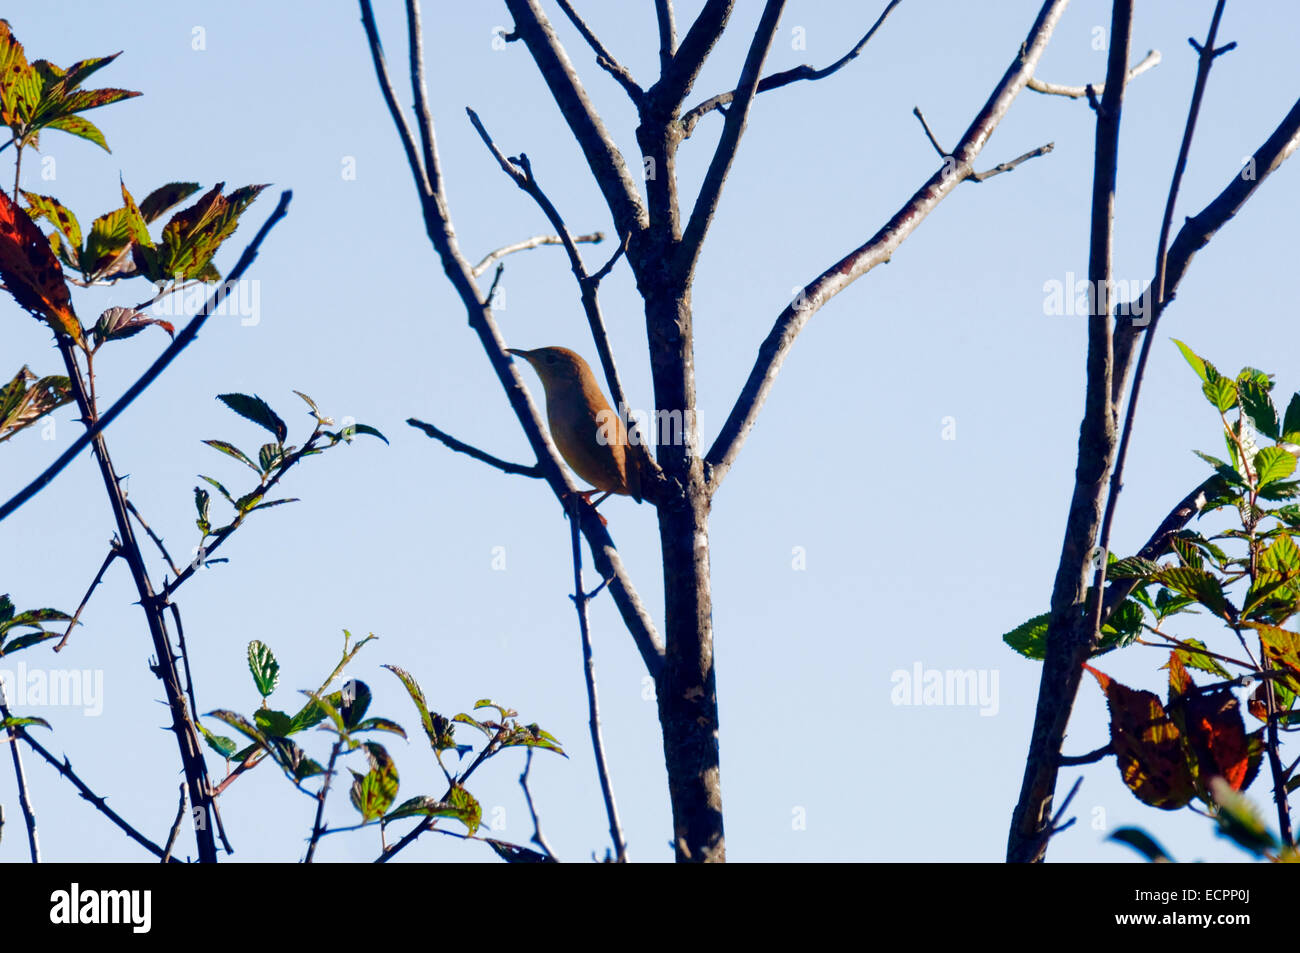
[344,423,389,445]
[1153,567,1232,619]
[349,742,399,822]
[1209,778,1277,857]
[1002,612,1050,661]
[0,630,60,656]
[1192,450,1246,488]
[1109,827,1173,863]
[206,709,269,748]
[138,182,201,223]
[253,708,294,738]
[385,786,480,835]
[1105,556,1161,580]
[258,442,285,473]
[0,715,51,731]
[1238,373,1280,440]
[1203,377,1238,413]
[1254,446,1297,487]
[202,439,260,473]
[352,717,407,738]
[1173,339,1208,382]
[198,474,234,504]
[1166,638,1231,680]
[194,486,210,536]
[499,722,567,757]
[0,366,72,443]
[217,392,287,443]
[198,723,238,759]
[247,640,280,698]
[1282,393,1300,443]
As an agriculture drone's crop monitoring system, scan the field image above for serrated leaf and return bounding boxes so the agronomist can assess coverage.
[1239,374,1280,440]
[138,182,201,223]
[1254,446,1297,487]
[198,723,238,759]
[217,392,287,443]
[0,366,72,443]
[349,742,399,822]
[1173,339,1208,382]
[92,305,174,345]
[1203,377,1238,413]
[253,708,294,738]
[1002,612,1050,661]
[343,423,389,445]
[247,640,280,697]
[202,439,260,473]
[1153,567,1232,619]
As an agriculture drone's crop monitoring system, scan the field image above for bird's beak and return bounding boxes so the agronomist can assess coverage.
[506,348,530,361]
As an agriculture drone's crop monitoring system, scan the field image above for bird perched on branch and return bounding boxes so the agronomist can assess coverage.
[507,346,649,512]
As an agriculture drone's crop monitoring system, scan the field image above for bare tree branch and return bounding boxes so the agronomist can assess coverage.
[126,498,181,578]
[655,0,677,72]
[472,232,603,277]
[1028,49,1161,98]
[681,0,902,138]
[502,0,648,238]
[520,747,557,859]
[651,0,735,109]
[405,0,443,200]
[53,545,119,652]
[567,496,627,862]
[407,418,543,477]
[161,784,187,863]
[0,682,39,861]
[676,0,785,283]
[704,0,1072,491]
[554,0,642,101]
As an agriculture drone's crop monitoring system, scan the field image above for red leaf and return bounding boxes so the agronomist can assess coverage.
[0,190,80,342]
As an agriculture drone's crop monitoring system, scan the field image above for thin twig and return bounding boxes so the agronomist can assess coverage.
[554,0,642,101]
[304,739,344,863]
[53,545,120,652]
[161,784,187,863]
[913,106,1053,180]
[1059,744,1112,767]
[912,106,947,157]
[1028,49,1161,98]
[169,601,201,723]
[126,498,182,577]
[567,495,627,862]
[682,0,902,138]
[0,682,39,861]
[406,419,543,477]
[0,191,294,523]
[970,142,1055,182]
[472,232,603,277]
[520,747,557,859]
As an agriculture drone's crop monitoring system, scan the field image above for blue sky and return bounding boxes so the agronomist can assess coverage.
[2,1,1298,862]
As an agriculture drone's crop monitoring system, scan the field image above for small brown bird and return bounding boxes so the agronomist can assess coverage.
[507,346,645,509]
